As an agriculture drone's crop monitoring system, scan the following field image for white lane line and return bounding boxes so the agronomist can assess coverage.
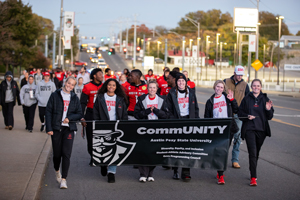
[274,114,300,117]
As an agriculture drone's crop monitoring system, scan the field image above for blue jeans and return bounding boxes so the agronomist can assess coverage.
[107,165,117,174]
[231,114,242,163]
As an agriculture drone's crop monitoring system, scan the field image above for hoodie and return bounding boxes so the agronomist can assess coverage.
[34,73,43,85]
[20,81,37,106]
[0,71,21,106]
[35,79,56,107]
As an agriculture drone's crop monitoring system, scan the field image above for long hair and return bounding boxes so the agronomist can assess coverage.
[176,84,188,98]
[98,78,128,104]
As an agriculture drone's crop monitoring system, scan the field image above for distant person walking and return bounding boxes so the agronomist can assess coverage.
[20,75,37,132]
[45,76,82,189]
[74,77,84,99]
[238,79,274,186]
[224,65,250,169]
[34,68,43,85]
[20,71,29,88]
[35,72,56,132]
[0,71,21,130]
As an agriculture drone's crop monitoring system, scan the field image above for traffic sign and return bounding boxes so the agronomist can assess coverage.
[251,59,263,71]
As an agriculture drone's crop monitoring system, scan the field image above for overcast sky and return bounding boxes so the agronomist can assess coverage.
[22,0,300,44]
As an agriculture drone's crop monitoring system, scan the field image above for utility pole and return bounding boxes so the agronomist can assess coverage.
[164,38,168,69]
[206,35,210,80]
[53,33,56,69]
[143,34,145,73]
[133,14,137,69]
[125,18,129,59]
[119,20,122,53]
[277,16,284,86]
[58,0,63,69]
[216,33,220,80]
[263,44,266,80]
[182,36,185,72]
[255,0,260,78]
[45,35,48,57]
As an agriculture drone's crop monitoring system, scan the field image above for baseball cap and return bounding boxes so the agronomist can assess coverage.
[234,65,245,75]
[44,72,50,76]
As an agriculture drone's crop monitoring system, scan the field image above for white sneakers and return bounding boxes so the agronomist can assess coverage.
[60,179,68,189]
[139,177,147,182]
[55,171,62,183]
[139,177,155,182]
[147,177,155,182]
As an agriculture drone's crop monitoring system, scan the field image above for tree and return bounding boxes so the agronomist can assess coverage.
[0,0,41,73]
[31,51,50,69]
[259,11,291,40]
[296,30,300,36]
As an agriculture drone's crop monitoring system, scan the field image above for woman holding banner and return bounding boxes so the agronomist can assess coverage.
[238,79,274,186]
[164,73,199,182]
[204,80,238,185]
[93,78,128,183]
[134,79,168,182]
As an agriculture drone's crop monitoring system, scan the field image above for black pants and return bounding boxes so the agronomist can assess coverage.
[2,102,14,127]
[51,126,75,179]
[38,106,46,124]
[218,133,234,176]
[23,103,37,130]
[139,166,156,177]
[173,167,190,177]
[85,109,94,161]
[245,130,266,178]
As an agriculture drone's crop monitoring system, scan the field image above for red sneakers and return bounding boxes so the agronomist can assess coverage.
[250,177,257,186]
[218,175,225,185]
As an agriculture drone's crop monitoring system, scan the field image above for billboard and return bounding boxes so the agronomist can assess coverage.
[63,11,75,37]
[248,35,256,52]
[64,36,71,49]
[234,8,258,32]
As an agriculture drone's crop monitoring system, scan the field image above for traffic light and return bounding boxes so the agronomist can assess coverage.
[108,51,112,55]
[136,46,141,52]
[123,48,127,54]
[108,48,115,55]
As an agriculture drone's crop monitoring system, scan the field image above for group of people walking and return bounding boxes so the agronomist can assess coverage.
[0,64,274,189]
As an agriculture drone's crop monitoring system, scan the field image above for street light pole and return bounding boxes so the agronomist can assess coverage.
[53,32,56,69]
[19,53,22,76]
[276,16,284,86]
[58,0,63,69]
[206,35,210,80]
[263,44,266,80]
[164,38,168,69]
[255,0,260,79]
[125,19,129,59]
[133,14,137,69]
[216,33,220,80]
[45,35,48,58]
[182,36,185,72]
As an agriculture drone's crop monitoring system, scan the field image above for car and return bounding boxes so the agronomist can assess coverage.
[98,59,106,65]
[155,58,164,64]
[97,53,102,58]
[98,63,108,69]
[74,60,88,66]
[90,54,98,63]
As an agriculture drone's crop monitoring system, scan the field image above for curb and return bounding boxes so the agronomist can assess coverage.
[22,136,52,200]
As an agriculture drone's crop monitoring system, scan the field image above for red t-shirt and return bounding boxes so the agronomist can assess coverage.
[144,74,157,81]
[187,80,195,89]
[82,82,103,109]
[121,81,130,93]
[126,83,148,112]
[160,86,171,96]
[55,72,65,81]
[157,76,168,90]
[104,74,117,81]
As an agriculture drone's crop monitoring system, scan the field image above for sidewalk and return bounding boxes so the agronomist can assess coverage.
[0,105,52,200]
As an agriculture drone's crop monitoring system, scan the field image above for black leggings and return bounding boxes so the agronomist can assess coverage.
[85,110,94,160]
[51,126,75,179]
[23,103,37,130]
[245,130,266,178]
[2,102,14,127]
[38,106,46,123]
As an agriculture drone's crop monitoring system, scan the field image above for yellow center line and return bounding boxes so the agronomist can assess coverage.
[273,105,300,112]
[271,118,300,128]
[198,101,205,105]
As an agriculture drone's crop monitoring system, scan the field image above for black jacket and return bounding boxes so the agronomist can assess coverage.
[45,89,83,132]
[204,92,239,118]
[0,73,21,106]
[134,94,168,119]
[238,92,274,140]
[93,93,128,121]
[164,87,199,119]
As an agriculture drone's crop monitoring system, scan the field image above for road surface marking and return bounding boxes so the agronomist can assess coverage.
[198,101,205,105]
[273,105,300,112]
[272,118,300,128]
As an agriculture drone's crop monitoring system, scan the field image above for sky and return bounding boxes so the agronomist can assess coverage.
[22,0,300,44]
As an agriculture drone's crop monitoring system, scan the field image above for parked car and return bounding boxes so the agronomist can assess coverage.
[155,58,164,64]
[74,60,88,66]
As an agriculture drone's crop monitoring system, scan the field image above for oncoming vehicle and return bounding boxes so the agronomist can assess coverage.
[98,64,108,69]
[97,53,102,58]
[98,58,106,65]
[90,54,98,63]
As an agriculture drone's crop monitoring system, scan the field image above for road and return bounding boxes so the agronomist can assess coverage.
[39,53,300,200]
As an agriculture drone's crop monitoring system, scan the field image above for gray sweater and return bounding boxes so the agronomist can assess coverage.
[35,80,56,107]
[20,82,37,106]
[74,84,84,99]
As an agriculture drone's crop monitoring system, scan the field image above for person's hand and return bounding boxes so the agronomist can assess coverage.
[63,118,69,124]
[227,89,234,100]
[47,131,53,135]
[248,115,256,120]
[266,100,273,110]
[150,106,155,112]
[81,118,87,127]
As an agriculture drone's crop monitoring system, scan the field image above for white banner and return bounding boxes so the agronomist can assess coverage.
[144,56,154,68]
[249,35,256,52]
[284,64,300,71]
[63,11,75,37]
[64,36,71,49]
